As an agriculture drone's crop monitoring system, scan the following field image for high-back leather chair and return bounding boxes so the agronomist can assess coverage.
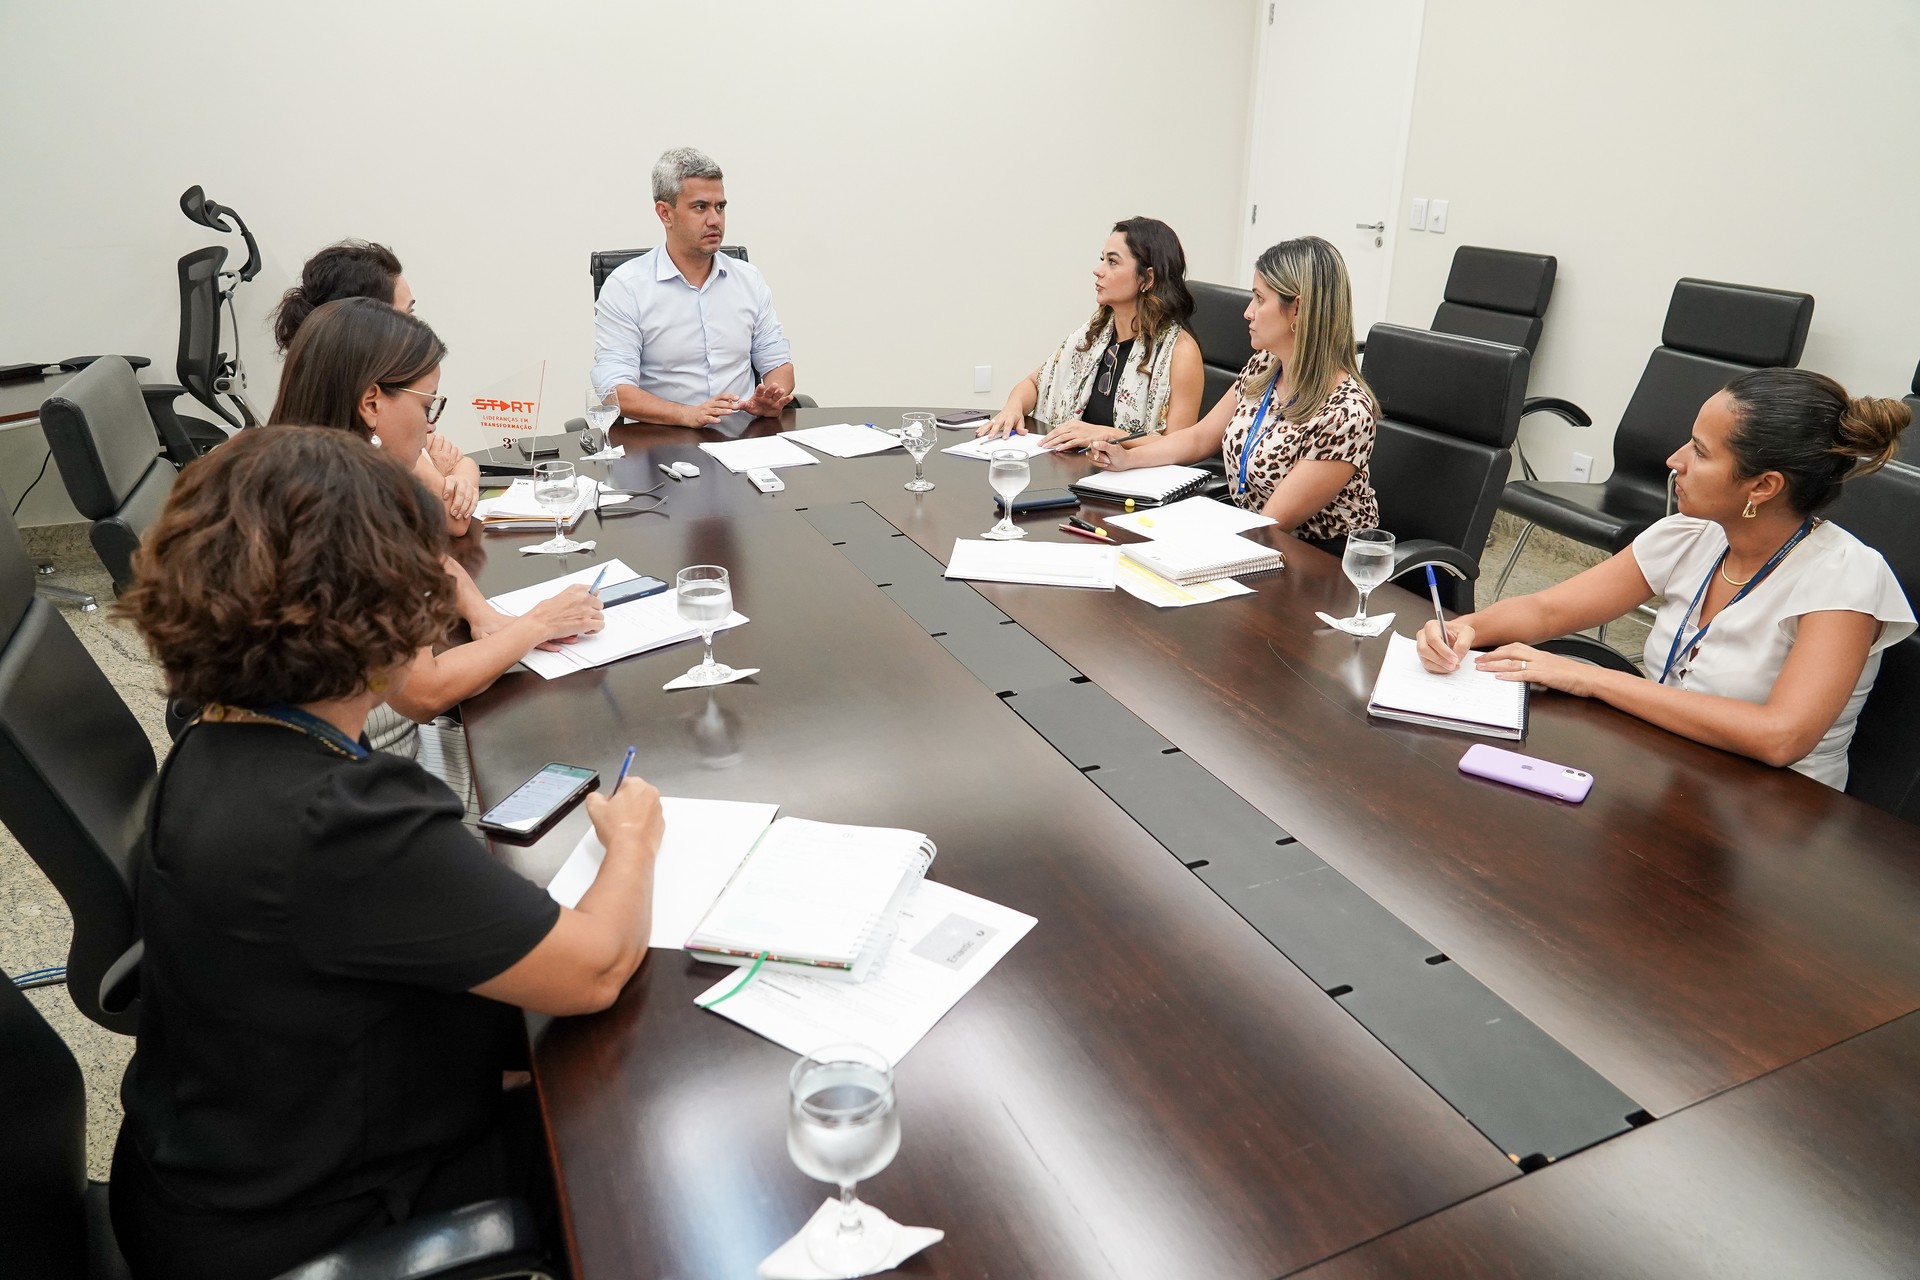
[1431,246,1556,354]
[1188,281,1255,411]
[1493,278,1814,597]
[1904,360,1919,430]
[37,357,177,593]
[0,505,152,1034]
[1363,323,1530,613]
[590,245,749,299]
[1829,460,1920,823]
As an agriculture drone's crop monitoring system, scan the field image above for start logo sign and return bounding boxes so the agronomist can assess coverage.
[471,361,546,448]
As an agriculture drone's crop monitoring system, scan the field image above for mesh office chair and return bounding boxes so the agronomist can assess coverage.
[1363,324,1530,613]
[1493,278,1815,598]
[1829,459,1920,823]
[1188,281,1255,411]
[38,357,177,593]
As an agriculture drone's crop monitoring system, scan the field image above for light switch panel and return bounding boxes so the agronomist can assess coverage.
[1428,199,1450,233]
[1409,197,1427,231]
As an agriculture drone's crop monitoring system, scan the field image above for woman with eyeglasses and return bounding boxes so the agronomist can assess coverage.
[976,217,1204,450]
[272,240,481,532]
[267,298,603,773]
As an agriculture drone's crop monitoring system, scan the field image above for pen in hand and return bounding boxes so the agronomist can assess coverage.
[1425,565,1455,670]
[612,745,636,792]
[588,565,611,596]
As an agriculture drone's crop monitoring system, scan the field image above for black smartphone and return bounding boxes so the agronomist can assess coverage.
[936,410,991,428]
[517,433,568,459]
[478,762,598,837]
[996,487,1078,515]
[597,575,669,607]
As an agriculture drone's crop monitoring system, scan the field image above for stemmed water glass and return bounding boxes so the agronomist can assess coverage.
[674,565,736,686]
[899,412,936,492]
[530,461,588,554]
[787,1043,901,1276]
[1332,527,1396,635]
[982,449,1029,540]
[585,388,618,450]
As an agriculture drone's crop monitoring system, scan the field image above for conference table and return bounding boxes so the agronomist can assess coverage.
[459,407,1920,1279]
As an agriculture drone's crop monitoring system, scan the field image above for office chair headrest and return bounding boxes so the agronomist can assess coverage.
[1441,247,1556,318]
[1362,323,1529,449]
[1661,278,1813,368]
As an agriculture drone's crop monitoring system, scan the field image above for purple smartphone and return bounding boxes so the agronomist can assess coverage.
[1458,744,1593,803]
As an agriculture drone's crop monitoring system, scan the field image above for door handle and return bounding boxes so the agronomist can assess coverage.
[1355,222,1386,231]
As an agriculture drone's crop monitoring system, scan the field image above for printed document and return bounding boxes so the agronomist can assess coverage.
[945,539,1118,589]
[486,560,747,680]
[698,436,820,472]
[941,432,1053,461]
[785,423,902,458]
[1107,495,1276,539]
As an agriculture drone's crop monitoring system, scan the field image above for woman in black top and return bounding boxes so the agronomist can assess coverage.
[112,427,664,1280]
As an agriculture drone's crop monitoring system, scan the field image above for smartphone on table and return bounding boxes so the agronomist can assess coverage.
[995,487,1078,515]
[936,410,991,428]
[478,762,599,837]
[596,575,669,607]
[1458,744,1593,803]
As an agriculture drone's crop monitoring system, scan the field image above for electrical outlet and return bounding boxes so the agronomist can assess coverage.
[1428,199,1449,233]
[1409,197,1427,231]
[1570,452,1593,483]
[973,365,992,394]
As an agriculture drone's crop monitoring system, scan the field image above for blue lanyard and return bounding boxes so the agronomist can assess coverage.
[1658,517,1814,686]
[1234,380,1281,496]
[197,702,371,760]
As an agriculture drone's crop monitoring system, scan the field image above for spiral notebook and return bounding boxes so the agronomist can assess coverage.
[1069,464,1211,506]
[1120,533,1285,586]
[1367,633,1529,740]
[685,817,937,982]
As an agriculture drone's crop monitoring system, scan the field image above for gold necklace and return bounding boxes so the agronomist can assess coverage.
[1719,559,1757,587]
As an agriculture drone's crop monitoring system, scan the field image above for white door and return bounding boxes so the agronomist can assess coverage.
[1239,0,1426,334]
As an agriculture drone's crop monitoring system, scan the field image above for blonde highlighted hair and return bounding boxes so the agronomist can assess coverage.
[1248,236,1373,425]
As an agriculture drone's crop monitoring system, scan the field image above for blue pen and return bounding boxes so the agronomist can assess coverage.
[1425,566,1453,664]
[588,565,611,596]
[612,745,636,792]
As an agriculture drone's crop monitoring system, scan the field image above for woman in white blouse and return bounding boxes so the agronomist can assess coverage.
[1416,368,1913,787]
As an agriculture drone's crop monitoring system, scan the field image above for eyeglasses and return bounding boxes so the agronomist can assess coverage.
[1096,344,1119,397]
[394,386,447,424]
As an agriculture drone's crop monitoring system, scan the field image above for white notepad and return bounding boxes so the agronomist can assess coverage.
[1120,533,1285,586]
[1367,632,1529,739]
[485,560,748,681]
[1107,495,1276,539]
[945,539,1119,589]
[941,432,1052,461]
[1069,464,1210,505]
[697,435,821,472]
[784,423,902,458]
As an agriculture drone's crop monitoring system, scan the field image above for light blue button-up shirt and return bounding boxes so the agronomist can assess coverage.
[590,249,792,406]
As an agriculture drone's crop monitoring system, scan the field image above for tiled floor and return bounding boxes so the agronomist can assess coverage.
[0,513,1645,1180]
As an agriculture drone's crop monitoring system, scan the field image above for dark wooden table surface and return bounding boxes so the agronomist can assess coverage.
[460,408,1920,1278]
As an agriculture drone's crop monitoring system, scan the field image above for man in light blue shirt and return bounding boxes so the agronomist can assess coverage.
[590,147,795,427]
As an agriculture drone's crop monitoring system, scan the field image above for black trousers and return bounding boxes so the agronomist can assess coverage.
[110,1087,555,1280]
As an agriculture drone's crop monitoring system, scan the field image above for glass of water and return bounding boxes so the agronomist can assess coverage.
[900,412,936,492]
[1335,528,1397,635]
[982,449,1029,540]
[531,460,587,553]
[675,565,735,685]
[585,388,618,440]
[788,1043,900,1276]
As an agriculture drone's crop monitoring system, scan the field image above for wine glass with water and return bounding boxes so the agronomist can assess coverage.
[532,461,587,553]
[982,449,1029,540]
[1336,528,1396,634]
[675,565,735,686]
[585,388,618,449]
[899,412,936,492]
[788,1043,901,1275]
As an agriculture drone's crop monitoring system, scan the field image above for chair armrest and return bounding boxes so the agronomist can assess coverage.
[1391,539,1478,582]
[100,939,142,1016]
[792,393,819,409]
[272,1198,549,1280]
[563,417,588,433]
[1521,396,1592,428]
[1537,634,1641,675]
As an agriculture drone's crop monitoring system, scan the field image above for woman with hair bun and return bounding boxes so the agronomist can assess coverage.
[1417,369,1915,786]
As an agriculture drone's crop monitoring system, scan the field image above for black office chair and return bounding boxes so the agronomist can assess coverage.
[590,244,749,299]
[1538,633,1641,674]
[1362,323,1529,613]
[38,357,177,594]
[1428,246,1585,481]
[0,504,150,1034]
[1188,280,1255,411]
[169,186,262,435]
[1904,359,1919,430]
[0,966,552,1280]
[1829,459,1920,824]
[1493,278,1815,598]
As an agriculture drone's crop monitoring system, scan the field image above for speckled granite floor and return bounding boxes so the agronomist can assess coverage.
[1,512,1646,1180]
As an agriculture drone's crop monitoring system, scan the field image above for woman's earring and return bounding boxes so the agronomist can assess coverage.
[1741,498,1758,519]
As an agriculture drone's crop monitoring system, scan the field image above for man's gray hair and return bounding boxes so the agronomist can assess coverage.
[652,147,724,204]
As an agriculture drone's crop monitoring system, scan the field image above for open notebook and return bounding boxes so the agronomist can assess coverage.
[686,817,937,981]
[1367,632,1529,740]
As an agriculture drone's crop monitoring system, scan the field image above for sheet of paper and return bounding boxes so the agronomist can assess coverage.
[486,559,640,616]
[785,423,902,458]
[945,539,1118,589]
[698,436,821,472]
[472,474,598,521]
[517,590,749,680]
[1369,632,1526,730]
[547,797,779,947]
[1114,557,1255,608]
[697,879,1036,1066]
[941,432,1052,461]
[1107,495,1276,539]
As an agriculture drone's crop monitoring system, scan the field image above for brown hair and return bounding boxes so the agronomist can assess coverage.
[268,297,446,441]
[1723,368,1912,514]
[1249,236,1374,426]
[270,239,404,353]
[119,426,456,708]
[1079,217,1195,374]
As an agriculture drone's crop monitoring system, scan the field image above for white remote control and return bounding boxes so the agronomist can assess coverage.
[747,467,785,494]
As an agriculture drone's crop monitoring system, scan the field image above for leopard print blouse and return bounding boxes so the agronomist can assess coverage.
[1220,353,1380,542]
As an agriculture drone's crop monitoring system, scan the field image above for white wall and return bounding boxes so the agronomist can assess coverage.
[1385,0,1920,483]
[0,0,1258,454]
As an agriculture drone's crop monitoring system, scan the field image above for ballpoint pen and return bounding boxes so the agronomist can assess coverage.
[588,565,610,595]
[658,463,683,482]
[1059,523,1117,545]
[612,745,636,791]
[1425,566,1452,660]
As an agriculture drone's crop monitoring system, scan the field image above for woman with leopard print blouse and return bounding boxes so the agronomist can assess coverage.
[1088,236,1378,554]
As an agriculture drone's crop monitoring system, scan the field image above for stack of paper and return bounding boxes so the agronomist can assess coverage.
[1115,558,1256,608]
[473,476,598,531]
[1367,633,1529,739]
[486,560,748,680]
[1107,495,1276,538]
[697,436,820,472]
[784,423,902,458]
[941,432,1052,461]
[1119,532,1285,586]
[945,539,1118,589]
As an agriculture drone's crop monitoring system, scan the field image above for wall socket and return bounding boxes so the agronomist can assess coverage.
[973,365,992,394]
[1570,451,1593,483]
